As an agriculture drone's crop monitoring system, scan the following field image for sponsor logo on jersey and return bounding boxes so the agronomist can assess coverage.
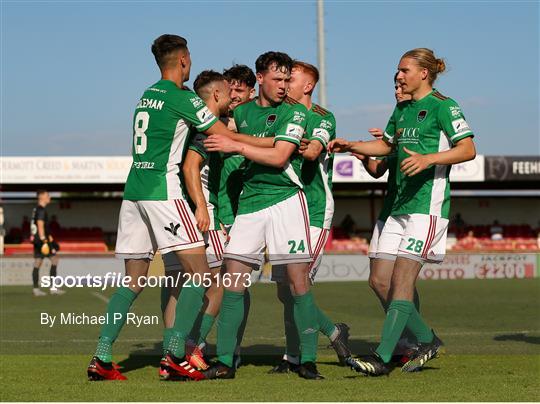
[319,119,333,129]
[164,222,181,236]
[449,106,462,118]
[240,120,248,128]
[196,107,214,125]
[313,128,330,144]
[266,114,277,127]
[451,118,470,135]
[397,128,420,144]
[292,111,306,124]
[190,97,205,108]
[285,123,304,140]
[417,110,428,122]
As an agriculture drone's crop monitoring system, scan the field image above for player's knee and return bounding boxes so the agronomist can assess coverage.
[369,273,390,295]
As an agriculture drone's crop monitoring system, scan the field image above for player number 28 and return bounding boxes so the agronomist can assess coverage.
[406,237,424,253]
[134,111,149,154]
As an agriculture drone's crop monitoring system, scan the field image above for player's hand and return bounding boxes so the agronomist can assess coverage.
[327,138,352,154]
[298,138,310,154]
[401,147,433,176]
[204,134,240,153]
[368,128,384,139]
[350,152,366,160]
[195,206,210,233]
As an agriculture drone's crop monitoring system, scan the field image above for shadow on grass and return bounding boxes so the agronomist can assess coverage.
[494,333,540,345]
[116,342,162,373]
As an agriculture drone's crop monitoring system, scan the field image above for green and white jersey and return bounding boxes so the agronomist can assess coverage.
[301,104,336,229]
[123,80,217,200]
[234,97,308,215]
[188,132,223,231]
[378,151,398,222]
[218,153,245,226]
[383,89,474,219]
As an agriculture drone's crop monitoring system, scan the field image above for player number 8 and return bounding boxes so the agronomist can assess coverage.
[134,111,149,154]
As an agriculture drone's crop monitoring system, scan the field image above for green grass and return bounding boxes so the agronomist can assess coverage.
[1,279,539,401]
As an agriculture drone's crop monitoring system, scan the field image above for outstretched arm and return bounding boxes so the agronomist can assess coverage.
[204,119,274,147]
[204,135,296,168]
[328,138,392,157]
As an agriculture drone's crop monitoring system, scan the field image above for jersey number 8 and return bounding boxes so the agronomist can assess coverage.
[134,111,149,154]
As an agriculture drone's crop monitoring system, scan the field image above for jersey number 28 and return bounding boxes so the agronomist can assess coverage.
[134,111,149,154]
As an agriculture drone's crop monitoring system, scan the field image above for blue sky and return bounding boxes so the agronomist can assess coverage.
[2,0,539,156]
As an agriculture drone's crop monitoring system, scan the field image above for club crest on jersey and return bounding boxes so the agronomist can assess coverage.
[266,114,277,127]
[417,110,428,122]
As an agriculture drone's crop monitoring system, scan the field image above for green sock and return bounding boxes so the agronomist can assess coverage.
[95,287,137,362]
[413,288,421,312]
[168,282,205,358]
[217,290,245,367]
[293,291,319,364]
[406,308,433,343]
[163,328,174,355]
[197,313,216,345]
[282,287,300,359]
[236,289,251,348]
[317,307,336,339]
[375,300,414,363]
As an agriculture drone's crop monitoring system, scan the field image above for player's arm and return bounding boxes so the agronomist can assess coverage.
[356,156,388,178]
[182,149,210,232]
[328,138,392,157]
[401,137,476,176]
[401,100,476,176]
[204,136,295,168]
[204,120,274,148]
[301,113,336,161]
[300,140,324,161]
[351,127,388,178]
[37,219,47,242]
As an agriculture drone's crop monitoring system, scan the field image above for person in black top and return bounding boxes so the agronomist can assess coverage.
[31,189,64,296]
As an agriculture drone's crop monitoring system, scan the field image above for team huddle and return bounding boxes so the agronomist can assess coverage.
[87,34,476,381]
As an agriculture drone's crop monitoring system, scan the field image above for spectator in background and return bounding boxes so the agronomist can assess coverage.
[451,213,466,234]
[460,230,481,250]
[490,220,503,241]
[340,214,357,236]
[21,216,30,239]
[50,215,61,234]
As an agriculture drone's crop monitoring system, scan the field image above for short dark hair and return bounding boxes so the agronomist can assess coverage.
[193,70,226,99]
[223,64,256,88]
[151,34,188,69]
[255,51,293,74]
[36,189,48,197]
[394,72,399,84]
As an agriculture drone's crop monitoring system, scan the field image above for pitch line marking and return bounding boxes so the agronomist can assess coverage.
[91,291,110,304]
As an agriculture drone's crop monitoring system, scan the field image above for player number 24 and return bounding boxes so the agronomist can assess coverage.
[288,240,306,254]
[134,111,149,154]
[406,237,424,253]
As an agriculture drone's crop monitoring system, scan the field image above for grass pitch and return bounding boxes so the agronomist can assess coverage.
[1,278,539,401]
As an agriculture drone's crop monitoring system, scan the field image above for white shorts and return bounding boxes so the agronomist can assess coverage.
[376,214,449,263]
[162,229,227,272]
[115,199,204,260]
[224,192,312,266]
[271,226,330,283]
[368,220,386,259]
